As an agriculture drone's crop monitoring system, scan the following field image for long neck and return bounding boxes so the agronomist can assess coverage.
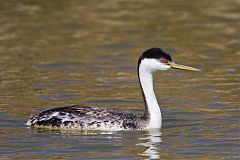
[138,60,162,129]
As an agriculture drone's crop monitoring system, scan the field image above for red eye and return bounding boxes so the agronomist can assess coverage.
[161,58,168,63]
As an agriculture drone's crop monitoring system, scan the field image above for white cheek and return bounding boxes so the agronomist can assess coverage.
[141,59,170,72]
[158,63,171,70]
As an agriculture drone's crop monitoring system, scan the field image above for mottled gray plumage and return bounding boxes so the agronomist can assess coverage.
[27,105,148,130]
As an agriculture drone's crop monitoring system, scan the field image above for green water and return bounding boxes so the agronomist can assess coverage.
[0,0,239,159]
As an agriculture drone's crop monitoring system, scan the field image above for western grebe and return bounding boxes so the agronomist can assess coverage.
[26,48,201,130]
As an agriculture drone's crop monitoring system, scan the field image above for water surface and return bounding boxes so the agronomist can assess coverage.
[0,0,239,159]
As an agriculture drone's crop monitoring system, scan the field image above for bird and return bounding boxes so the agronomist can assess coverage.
[26,48,201,130]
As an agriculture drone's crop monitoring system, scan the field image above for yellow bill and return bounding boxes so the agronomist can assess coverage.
[170,63,201,71]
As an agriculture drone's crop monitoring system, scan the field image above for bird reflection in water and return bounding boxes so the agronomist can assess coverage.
[136,129,162,159]
[29,127,162,159]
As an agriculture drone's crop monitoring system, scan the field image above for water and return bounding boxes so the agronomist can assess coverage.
[0,0,239,159]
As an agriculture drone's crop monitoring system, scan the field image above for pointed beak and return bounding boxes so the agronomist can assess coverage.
[170,63,201,71]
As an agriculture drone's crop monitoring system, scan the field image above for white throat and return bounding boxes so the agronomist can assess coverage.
[139,59,162,129]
